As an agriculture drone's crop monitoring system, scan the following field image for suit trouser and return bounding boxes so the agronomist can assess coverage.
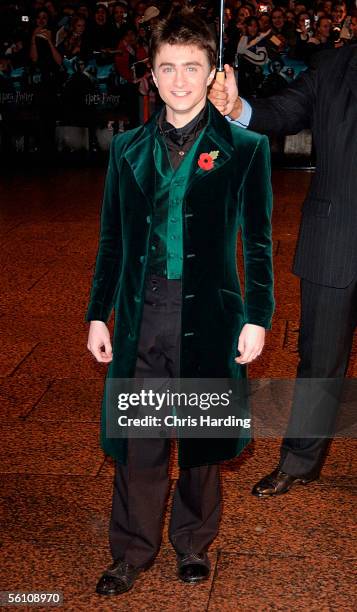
[109,275,221,568]
[280,276,357,477]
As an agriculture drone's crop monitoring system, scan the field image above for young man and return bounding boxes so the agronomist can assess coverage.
[86,7,274,596]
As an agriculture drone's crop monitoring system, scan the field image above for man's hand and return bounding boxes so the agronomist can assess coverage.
[235,323,266,365]
[208,63,241,118]
[87,321,113,363]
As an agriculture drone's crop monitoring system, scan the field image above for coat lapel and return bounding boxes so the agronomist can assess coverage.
[184,109,235,196]
[122,109,160,210]
[122,100,235,205]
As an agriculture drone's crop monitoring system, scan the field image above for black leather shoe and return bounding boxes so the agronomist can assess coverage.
[177,552,210,584]
[95,559,142,596]
[252,467,318,498]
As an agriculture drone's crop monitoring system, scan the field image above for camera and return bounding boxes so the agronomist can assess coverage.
[304,18,311,28]
[331,26,341,42]
[258,4,269,13]
[21,15,29,22]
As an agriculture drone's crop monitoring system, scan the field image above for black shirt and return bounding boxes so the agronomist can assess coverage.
[157,102,209,171]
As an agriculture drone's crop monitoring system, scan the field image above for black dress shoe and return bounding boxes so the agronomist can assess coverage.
[252,467,318,498]
[177,552,210,584]
[95,559,142,596]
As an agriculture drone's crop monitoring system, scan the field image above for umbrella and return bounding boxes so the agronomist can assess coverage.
[216,0,225,84]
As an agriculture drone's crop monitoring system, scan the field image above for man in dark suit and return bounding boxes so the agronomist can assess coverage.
[209,43,357,496]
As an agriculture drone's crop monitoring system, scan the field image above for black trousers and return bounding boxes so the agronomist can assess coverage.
[280,276,357,476]
[109,275,221,568]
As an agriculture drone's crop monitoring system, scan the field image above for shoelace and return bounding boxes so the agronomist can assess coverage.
[180,552,206,564]
[107,560,136,576]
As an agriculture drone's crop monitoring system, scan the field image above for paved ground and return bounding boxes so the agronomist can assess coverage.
[0,166,356,611]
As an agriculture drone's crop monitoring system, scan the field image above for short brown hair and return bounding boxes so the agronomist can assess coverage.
[149,5,217,69]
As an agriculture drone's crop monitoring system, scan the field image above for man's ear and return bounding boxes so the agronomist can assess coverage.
[151,68,158,88]
[207,67,216,86]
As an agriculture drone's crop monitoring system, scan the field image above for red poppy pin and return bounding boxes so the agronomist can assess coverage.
[198,150,220,171]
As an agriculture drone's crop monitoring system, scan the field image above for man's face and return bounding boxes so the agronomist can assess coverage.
[44,1,55,16]
[247,20,259,37]
[95,7,107,25]
[271,10,285,29]
[36,11,48,28]
[77,5,89,19]
[238,7,250,21]
[114,6,125,22]
[319,18,331,37]
[136,3,146,16]
[332,5,346,23]
[286,10,295,22]
[259,14,271,30]
[151,44,215,121]
[294,3,306,15]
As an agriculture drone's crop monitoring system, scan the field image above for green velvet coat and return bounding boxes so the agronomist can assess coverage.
[86,100,274,468]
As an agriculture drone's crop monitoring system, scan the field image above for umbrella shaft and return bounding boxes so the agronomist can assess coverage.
[217,0,225,71]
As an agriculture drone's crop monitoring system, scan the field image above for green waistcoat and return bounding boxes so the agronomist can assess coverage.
[148,125,207,279]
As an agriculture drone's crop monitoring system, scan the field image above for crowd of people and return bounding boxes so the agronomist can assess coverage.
[222,0,357,94]
[0,0,356,148]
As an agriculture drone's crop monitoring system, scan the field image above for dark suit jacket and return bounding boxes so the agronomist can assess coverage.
[249,43,357,288]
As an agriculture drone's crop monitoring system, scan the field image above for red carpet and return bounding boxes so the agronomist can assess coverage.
[0,167,356,610]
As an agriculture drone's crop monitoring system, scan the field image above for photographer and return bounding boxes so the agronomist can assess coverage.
[57,15,89,61]
[330,1,349,44]
[293,11,314,59]
[110,1,134,44]
[306,16,335,58]
[29,7,62,67]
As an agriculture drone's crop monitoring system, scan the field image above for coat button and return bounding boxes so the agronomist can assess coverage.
[134,295,140,303]
[139,255,146,263]
[146,215,151,224]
